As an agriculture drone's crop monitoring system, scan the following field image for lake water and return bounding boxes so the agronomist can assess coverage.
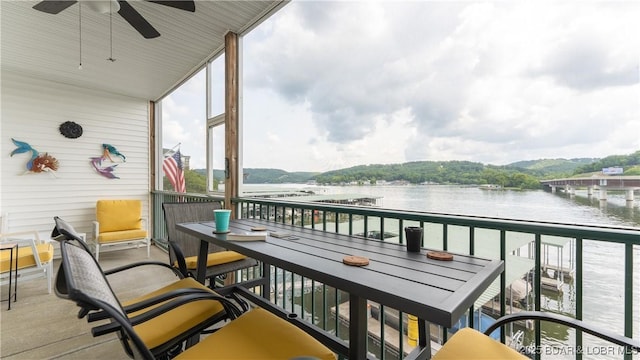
[302,184,640,228]
[247,184,640,358]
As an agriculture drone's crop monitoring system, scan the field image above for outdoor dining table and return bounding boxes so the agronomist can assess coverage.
[176,218,504,360]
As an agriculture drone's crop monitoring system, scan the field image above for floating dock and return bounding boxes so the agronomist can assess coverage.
[481,302,534,330]
[543,264,575,282]
[541,277,563,293]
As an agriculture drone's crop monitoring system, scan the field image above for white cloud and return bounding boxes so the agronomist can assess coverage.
[170,1,640,172]
[161,96,190,145]
[162,70,207,169]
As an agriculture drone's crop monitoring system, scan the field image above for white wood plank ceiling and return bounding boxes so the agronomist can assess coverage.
[1,1,285,100]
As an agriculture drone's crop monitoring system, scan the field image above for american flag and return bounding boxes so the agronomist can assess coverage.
[163,150,186,193]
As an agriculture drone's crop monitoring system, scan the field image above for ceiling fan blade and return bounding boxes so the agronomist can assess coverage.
[117,0,160,39]
[32,0,77,14]
[146,1,195,12]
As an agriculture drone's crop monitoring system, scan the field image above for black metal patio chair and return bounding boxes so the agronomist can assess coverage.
[432,311,640,359]
[53,216,236,357]
[54,235,336,360]
[162,202,257,288]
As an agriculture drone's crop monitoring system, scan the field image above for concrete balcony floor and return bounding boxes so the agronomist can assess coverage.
[1,245,175,359]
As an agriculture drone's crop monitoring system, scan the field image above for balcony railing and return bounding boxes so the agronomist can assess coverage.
[152,191,639,360]
[152,191,225,250]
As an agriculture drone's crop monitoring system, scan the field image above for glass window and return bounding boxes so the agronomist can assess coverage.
[159,68,206,193]
[159,52,227,194]
[208,54,225,118]
[208,116,226,193]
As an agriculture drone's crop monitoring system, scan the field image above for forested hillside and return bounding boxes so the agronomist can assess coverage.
[509,158,597,174]
[242,168,319,184]
[313,161,541,188]
[312,151,640,187]
[572,151,640,175]
[194,168,318,184]
[181,150,640,192]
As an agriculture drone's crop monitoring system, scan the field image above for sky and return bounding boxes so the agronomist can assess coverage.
[163,1,640,172]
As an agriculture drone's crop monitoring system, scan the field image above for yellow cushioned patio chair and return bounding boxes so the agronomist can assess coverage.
[163,202,257,288]
[55,235,336,360]
[432,311,640,359]
[93,199,149,261]
[54,217,238,358]
[1,229,54,294]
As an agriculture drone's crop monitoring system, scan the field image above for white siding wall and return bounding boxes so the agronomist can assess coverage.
[0,72,150,240]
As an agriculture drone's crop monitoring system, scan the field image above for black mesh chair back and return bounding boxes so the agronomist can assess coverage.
[53,217,242,358]
[55,238,153,359]
[53,216,85,242]
[52,216,97,260]
[163,201,224,266]
[56,240,335,360]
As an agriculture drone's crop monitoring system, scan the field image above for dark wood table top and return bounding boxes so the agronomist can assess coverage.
[177,218,503,328]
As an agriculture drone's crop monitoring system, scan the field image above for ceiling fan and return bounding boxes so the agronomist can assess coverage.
[32,0,195,39]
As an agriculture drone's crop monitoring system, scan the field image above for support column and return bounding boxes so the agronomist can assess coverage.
[587,186,593,196]
[149,100,156,230]
[223,32,240,286]
[626,189,635,202]
[551,186,556,194]
[224,31,239,216]
[599,188,608,201]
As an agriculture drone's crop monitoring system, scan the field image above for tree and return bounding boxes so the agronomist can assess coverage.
[163,169,206,193]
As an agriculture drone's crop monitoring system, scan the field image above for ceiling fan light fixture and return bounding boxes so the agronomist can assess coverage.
[85,0,120,15]
[34,0,196,39]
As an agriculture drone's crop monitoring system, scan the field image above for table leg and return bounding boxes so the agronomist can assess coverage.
[196,239,208,284]
[418,318,431,359]
[8,247,14,310]
[2,245,17,310]
[261,261,270,300]
[185,240,210,348]
[349,294,367,360]
[13,246,17,305]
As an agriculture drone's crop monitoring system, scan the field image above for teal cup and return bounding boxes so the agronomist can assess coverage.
[214,209,232,232]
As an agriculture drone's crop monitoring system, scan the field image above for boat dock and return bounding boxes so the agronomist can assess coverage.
[331,302,442,358]
[282,193,382,206]
[330,301,530,357]
[543,264,575,282]
[541,277,563,293]
[480,302,534,330]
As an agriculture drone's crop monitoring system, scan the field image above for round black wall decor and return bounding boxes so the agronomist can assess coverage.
[59,121,83,139]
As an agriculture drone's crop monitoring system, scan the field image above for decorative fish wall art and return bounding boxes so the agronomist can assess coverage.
[90,143,127,179]
[10,138,59,176]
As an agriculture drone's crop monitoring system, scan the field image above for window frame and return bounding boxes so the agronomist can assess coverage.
[206,51,227,195]
[206,114,225,194]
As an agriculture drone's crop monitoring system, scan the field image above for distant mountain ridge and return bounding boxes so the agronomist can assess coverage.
[507,158,598,173]
[192,150,640,187]
[194,168,319,184]
[242,168,319,184]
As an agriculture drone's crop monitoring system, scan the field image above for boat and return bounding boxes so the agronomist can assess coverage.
[479,184,502,190]
[451,310,500,340]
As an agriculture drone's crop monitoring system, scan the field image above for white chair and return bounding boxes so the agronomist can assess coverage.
[1,229,55,294]
[92,199,149,261]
